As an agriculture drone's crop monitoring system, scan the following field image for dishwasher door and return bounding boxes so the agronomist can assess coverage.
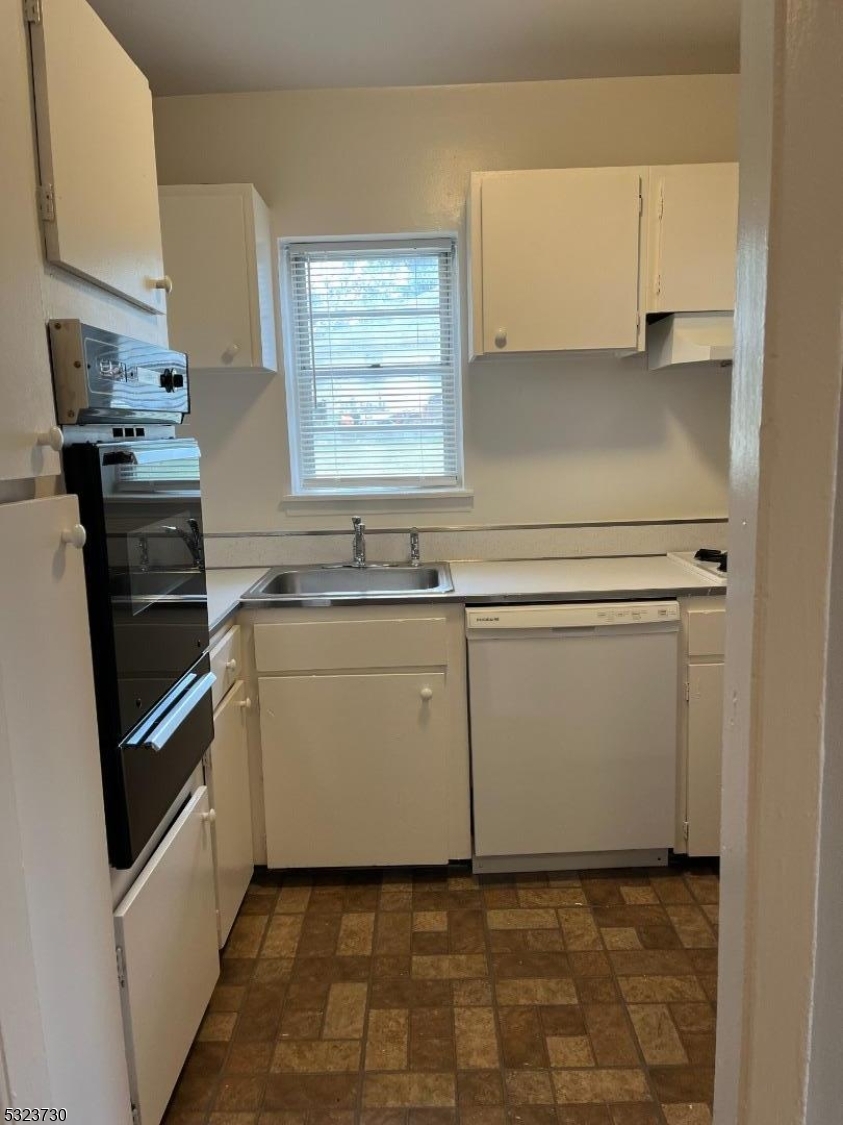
[467,601,679,868]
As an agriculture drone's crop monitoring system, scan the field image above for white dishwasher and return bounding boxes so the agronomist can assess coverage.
[466,600,679,872]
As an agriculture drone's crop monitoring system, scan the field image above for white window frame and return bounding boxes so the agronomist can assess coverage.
[279,232,466,501]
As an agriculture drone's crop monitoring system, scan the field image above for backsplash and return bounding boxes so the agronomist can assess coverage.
[204,518,728,569]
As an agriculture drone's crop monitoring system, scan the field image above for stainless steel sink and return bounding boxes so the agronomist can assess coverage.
[242,564,453,603]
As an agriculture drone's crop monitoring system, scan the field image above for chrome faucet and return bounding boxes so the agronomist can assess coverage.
[161,518,204,569]
[409,528,420,567]
[351,516,366,568]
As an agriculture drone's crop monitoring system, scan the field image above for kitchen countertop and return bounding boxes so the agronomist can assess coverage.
[206,553,724,624]
[449,554,726,602]
[206,568,268,633]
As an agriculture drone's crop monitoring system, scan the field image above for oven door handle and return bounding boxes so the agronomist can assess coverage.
[142,671,216,753]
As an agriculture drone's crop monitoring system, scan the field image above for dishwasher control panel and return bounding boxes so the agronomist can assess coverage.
[466,600,680,632]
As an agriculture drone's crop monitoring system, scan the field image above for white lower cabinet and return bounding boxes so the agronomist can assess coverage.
[114,786,219,1125]
[686,661,725,856]
[260,671,450,867]
[678,601,726,856]
[206,680,254,946]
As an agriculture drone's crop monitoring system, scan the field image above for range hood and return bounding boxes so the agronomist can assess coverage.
[647,312,734,370]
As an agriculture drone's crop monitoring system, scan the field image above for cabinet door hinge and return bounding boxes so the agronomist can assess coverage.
[684,681,690,703]
[658,183,665,220]
[23,0,42,23]
[638,191,643,217]
[116,945,127,988]
[682,820,690,842]
[131,1104,140,1125]
[655,273,662,297]
[37,183,55,222]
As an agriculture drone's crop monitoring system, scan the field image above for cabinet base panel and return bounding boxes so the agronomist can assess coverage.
[472,848,669,874]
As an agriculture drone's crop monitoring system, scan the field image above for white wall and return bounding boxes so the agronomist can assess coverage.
[153,75,738,533]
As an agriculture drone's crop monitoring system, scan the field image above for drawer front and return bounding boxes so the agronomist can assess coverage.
[255,616,448,672]
[210,624,242,707]
[687,606,727,657]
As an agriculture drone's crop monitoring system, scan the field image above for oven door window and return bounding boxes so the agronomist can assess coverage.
[101,441,210,739]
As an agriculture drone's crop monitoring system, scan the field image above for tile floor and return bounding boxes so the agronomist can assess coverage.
[163,863,719,1125]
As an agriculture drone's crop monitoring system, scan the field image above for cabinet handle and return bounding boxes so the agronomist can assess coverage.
[61,523,87,549]
[225,658,238,673]
[494,328,507,349]
[221,342,240,364]
[37,426,64,452]
[238,696,253,711]
[420,687,433,702]
[202,808,217,824]
[153,275,173,295]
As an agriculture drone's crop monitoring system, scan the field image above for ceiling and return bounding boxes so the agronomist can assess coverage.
[89,0,740,97]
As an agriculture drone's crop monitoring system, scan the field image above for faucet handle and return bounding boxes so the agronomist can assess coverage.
[352,515,364,530]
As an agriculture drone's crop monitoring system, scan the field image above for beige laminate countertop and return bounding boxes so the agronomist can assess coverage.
[206,568,268,633]
[448,554,725,601]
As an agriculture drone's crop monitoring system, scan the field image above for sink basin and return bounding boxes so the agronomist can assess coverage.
[244,564,453,601]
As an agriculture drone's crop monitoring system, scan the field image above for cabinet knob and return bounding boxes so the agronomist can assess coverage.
[153,275,173,295]
[202,808,217,824]
[420,687,433,702]
[494,328,508,349]
[61,523,87,549]
[37,426,64,453]
[221,343,240,364]
[238,696,253,711]
[225,658,238,673]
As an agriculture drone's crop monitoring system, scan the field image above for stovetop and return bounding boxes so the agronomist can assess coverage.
[667,550,729,585]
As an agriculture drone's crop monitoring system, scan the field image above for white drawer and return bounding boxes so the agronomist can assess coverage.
[254,616,448,673]
[210,624,242,707]
[687,605,727,657]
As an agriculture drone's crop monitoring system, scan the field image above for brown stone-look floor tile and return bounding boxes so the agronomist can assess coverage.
[366,1008,410,1070]
[264,1073,359,1110]
[499,1006,548,1068]
[648,1066,715,1104]
[556,1108,612,1125]
[410,1007,455,1071]
[608,1106,662,1125]
[582,1005,639,1066]
[171,864,717,1125]
[450,909,486,953]
[457,1070,505,1106]
[538,1005,587,1037]
[214,1075,265,1111]
[492,952,571,979]
[503,1069,555,1105]
[455,1006,501,1069]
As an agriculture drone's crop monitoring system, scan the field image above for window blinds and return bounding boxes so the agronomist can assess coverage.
[283,239,461,493]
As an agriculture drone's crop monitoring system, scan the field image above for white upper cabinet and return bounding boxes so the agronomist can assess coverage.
[159,184,278,373]
[647,163,739,313]
[469,167,645,357]
[28,0,167,313]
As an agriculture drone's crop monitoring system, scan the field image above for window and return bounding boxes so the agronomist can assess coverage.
[281,236,463,496]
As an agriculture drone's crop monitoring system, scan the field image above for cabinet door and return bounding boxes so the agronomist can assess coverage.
[479,168,643,353]
[260,672,449,867]
[0,8,60,482]
[207,682,254,947]
[28,0,166,312]
[650,163,739,313]
[0,496,131,1121]
[114,786,219,1125]
[687,661,724,856]
[159,185,278,372]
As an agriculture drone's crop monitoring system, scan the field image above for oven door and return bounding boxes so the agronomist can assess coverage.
[63,437,213,864]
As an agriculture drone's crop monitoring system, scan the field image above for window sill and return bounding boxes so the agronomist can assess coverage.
[282,488,474,513]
